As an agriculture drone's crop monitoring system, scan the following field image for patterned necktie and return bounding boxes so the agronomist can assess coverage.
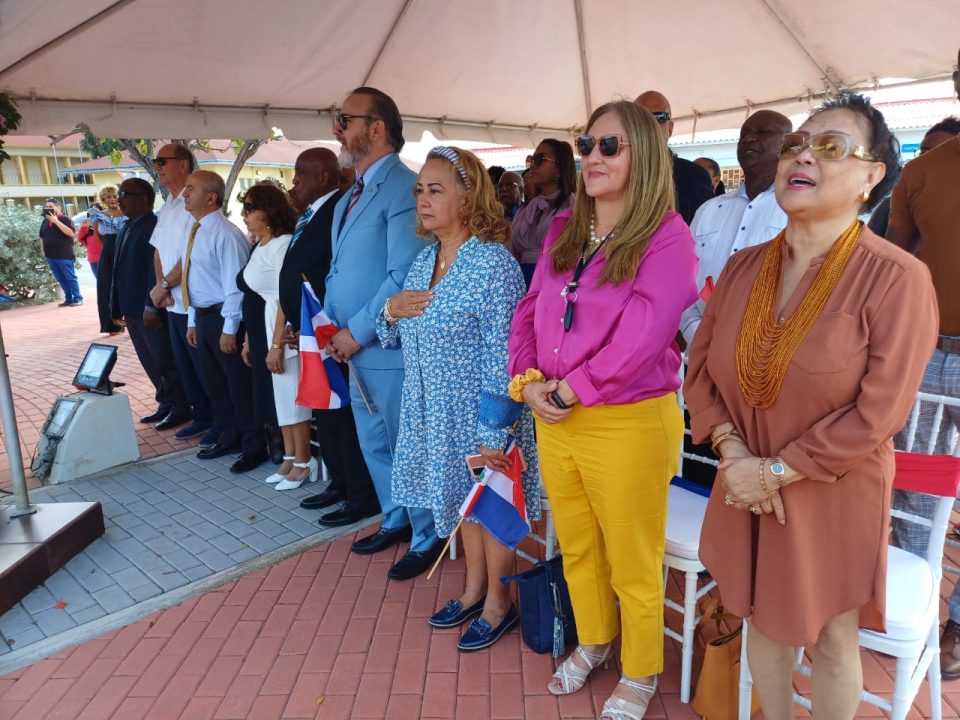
[290,206,314,248]
[338,176,364,233]
[181,221,201,310]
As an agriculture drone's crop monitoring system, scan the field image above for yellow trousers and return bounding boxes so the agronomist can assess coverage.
[536,393,682,678]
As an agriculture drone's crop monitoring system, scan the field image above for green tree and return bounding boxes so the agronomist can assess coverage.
[79,127,271,207]
[0,206,59,301]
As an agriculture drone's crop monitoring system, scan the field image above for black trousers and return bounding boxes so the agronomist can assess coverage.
[314,363,378,514]
[194,311,264,456]
[96,234,118,333]
[126,310,188,412]
[167,311,215,425]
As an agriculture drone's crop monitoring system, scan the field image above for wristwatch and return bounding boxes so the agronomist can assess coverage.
[160,278,171,290]
[769,457,787,487]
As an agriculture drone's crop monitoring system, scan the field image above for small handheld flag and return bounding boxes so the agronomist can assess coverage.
[458,436,530,550]
[297,282,350,410]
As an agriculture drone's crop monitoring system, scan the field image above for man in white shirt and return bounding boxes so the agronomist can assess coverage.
[147,144,217,443]
[180,171,263,473]
[679,110,793,346]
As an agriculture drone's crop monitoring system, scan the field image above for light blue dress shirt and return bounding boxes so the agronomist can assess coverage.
[184,210,251,334]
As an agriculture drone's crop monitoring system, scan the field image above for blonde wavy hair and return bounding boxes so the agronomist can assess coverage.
[415,146,511,245]
[551,101,675,285]
[97,185,119,203]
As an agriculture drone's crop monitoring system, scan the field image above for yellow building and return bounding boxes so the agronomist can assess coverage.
[0,135,99,213]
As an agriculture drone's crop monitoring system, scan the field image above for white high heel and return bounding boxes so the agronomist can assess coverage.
[599,676,658,720]
[275,457,318,491]
[264,456,296,484]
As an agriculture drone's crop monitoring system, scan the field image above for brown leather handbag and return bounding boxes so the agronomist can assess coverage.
[691,597,761,720]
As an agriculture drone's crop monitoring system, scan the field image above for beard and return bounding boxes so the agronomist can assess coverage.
[339,131,373,169]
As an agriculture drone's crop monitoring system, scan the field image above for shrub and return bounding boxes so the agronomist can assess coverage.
[0,206,63,301]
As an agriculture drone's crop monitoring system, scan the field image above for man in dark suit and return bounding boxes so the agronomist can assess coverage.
[635,91,714,224]
[284,148,380,527]
[111,178,189,418]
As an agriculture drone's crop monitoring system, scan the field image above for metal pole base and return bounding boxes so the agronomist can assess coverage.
[8,504,38,518]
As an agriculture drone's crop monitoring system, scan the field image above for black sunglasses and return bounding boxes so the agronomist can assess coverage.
[241,202,260,213]
[650,111,670,124]
[117,190,144,198]
[525,153,558,168]
[576,134,630,158]
[335,112,378,130]
[152,156,183,167]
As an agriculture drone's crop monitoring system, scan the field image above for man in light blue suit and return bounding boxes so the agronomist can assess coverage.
[324,87,442,580]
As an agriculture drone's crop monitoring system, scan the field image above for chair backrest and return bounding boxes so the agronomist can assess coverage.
[892,391,960,572]
[677,353,719,477]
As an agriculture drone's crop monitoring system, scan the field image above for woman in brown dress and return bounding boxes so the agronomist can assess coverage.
[685,93,938,719]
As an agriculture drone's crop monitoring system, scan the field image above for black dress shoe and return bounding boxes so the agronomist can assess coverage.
[300,487,344,510]
[155,409,192,431]
[140,406,171,424]
[351,525,413,555]
[387,541,446,581]
[318,505,379,528]
[230,451,269,474]
[196,442,238,460]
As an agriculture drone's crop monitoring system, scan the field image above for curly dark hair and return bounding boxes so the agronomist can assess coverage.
[927,116,960,137]
[815,92,900,212]
[242,181,298,236]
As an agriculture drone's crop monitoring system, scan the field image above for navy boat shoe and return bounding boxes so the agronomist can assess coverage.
[457,605,518,652]
[429,598,485,629]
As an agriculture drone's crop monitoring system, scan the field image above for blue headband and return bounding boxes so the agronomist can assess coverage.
[428,146,471,189]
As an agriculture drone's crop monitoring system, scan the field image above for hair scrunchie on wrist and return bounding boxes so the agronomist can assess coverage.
[508,368,546,403]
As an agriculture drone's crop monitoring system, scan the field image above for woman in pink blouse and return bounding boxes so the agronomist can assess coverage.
[508,100,698,720]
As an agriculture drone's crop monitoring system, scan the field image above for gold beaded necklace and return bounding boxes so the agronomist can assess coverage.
[735,219,862,409]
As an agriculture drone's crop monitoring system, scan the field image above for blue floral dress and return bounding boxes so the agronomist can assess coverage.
[377,237,540,538]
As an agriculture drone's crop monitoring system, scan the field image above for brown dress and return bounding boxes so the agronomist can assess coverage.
[684,226,938,645]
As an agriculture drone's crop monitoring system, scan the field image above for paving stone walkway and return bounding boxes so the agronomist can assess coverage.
[0,449,368,662]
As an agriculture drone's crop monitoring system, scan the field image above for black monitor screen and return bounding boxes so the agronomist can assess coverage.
[73,344,117,391]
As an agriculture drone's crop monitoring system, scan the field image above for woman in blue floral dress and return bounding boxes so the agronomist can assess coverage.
[378,146,539,652]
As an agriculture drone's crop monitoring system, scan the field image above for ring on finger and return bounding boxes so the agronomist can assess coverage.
[749,504,761,514]
[724,495,735,506]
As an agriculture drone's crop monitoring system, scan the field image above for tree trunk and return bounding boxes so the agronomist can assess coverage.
[117,139,161,197]
[222,139,266,216]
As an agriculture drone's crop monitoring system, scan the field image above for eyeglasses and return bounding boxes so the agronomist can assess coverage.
[778,131,879,162]
[525,153,558,168]
[117,191,144,198]
[498,182,521,191]
[241,202,260,213]
[650,111,670,124]
[335,112,378,130]
[575,134,630,158]
[152,157,182,167]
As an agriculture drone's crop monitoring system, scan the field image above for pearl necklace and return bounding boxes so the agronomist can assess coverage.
[590,215,615,245]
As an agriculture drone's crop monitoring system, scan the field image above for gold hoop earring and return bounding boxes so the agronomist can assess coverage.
[860,189,870,202]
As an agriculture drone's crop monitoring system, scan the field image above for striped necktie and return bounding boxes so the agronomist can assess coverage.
[181,221,200,310]
[290,206,314,248]
[338,176,364,233]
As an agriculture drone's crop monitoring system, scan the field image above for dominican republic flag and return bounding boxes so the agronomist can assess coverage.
[458,437,529,550]
[296,282,350,410]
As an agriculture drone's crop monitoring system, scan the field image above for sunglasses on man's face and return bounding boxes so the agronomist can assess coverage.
[778,131,879,162]
[117,191,144,199]
[152,157,181,167]
[650,111,670,124]
[335,112,378,131]
[576,134,630,158]
[525,153,558,168]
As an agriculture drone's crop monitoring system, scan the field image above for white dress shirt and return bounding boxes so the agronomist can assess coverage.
[149,188,194,315]
[679,184,787,344]
[184,210,251,334]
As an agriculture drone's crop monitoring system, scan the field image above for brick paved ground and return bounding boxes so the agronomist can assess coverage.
[0,280,197,493]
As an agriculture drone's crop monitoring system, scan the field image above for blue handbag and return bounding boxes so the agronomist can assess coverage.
[501,555,577,656]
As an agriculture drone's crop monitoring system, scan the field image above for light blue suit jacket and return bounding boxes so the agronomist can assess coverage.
[324,153,422,370]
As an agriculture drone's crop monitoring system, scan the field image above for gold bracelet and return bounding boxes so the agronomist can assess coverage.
[383,297,397,324]
[758,458,777,497]
[508,369,546,402]
[710,430,744,456]
[270,343,282,350]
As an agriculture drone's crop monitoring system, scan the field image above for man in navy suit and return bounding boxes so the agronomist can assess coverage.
[325,87,442,580]
[282,147,380,527]
[110,178,189,419]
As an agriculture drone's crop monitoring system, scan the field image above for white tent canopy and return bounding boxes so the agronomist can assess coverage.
[1,0,958,144]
